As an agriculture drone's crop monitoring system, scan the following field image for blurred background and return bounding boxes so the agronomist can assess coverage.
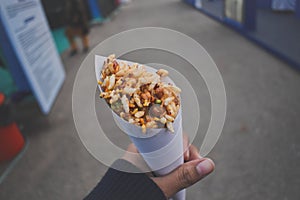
[0,0,300,199]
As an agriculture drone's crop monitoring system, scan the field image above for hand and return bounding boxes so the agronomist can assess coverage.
[123,134,215,199]
[152,134,215,198]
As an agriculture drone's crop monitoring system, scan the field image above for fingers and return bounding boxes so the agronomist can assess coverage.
[188,145,201,160]
[174,158,214,190]
[126,143,139,153]
[152,158,215,199]
[185,143,201,162]
[183,134,190,161]
[122,143,151,172]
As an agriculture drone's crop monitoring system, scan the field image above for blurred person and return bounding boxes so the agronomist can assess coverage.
[65,0,90,56]
[85,134,215,200]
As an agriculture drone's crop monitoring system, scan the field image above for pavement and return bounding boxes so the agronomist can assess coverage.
[1,0,300,199]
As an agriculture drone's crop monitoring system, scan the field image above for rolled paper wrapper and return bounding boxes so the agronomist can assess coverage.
[113,109,185,200]
[95,55,185,200]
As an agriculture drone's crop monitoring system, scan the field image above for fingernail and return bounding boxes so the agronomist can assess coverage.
[196,159,213,175]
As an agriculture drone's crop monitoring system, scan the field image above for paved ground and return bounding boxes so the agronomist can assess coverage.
[1,0,300,199]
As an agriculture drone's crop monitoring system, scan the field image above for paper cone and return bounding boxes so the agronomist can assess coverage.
[96,55,185,200]
[113,109,185,200]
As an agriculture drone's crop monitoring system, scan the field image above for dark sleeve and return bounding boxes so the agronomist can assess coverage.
[84,159,166,200]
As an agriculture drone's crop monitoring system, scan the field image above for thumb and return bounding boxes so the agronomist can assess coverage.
[153,158,215,199]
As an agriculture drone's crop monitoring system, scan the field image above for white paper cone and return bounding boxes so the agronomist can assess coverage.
[113,107,185,200]
[96,55,186,200]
